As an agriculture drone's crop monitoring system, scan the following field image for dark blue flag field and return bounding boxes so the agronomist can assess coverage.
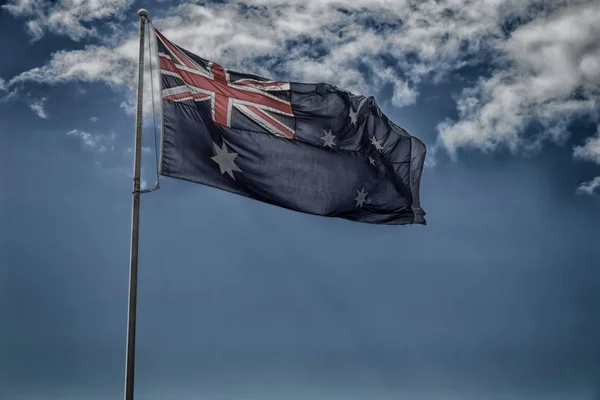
[155,28,427,225]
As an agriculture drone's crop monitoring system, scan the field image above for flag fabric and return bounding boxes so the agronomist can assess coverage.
[154,28,427,225]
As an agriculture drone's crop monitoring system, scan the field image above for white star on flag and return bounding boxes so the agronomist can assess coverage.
[321,129,336,148]
[354,187,368,208]
[211,141,242,180]
[349,97,368,126]
[370,136,384,152]
[368,156,376,166]
[349,107,358,126]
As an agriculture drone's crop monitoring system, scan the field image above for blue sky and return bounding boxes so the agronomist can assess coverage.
[1,0,600,399]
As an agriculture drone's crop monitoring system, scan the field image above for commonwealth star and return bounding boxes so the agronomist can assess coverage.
[211,141,242,180]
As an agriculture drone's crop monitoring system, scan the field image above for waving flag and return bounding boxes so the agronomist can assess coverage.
[155,28,426,225]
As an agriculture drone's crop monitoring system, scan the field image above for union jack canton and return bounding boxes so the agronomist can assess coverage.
[156,29,294,139]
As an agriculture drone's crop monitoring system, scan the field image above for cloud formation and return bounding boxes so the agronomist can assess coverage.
[574,126,600,164]
[10,44,136,87]
[7,0,600,176]
[2,0,132,41]
[3,1,540,111]
[67,129,117,153]
[573,126,600,196]
[438,1,600,155]
[29,97,48,119]
[577,176,600,196]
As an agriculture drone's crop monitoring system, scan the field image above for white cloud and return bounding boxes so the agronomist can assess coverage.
[0,79,17,103]
[576,176,600,196]
[90,116,98,123]
[438,1,600,156]
[9,0,556,112]
[29,97,48,119]
[392,81,419,107]
[1,0,37,17]
[573,126,600,164]
[0,89,18,103]
[10,44,136,87]
[67,129,117,153]
[2,0,132,41]
[8,31,158,117]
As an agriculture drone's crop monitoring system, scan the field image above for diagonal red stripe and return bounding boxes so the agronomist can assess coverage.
[155,29,197,70]
[245,105,295,139]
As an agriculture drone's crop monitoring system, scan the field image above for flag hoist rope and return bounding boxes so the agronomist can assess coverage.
[148,19,161,193]
[137,17,161,194]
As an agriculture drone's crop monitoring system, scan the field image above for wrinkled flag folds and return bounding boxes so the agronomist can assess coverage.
[155,28,426,225]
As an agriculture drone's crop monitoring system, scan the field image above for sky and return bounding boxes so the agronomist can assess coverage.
[1,0,600,399]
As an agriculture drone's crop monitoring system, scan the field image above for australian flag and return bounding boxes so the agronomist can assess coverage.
[155,29,426,225]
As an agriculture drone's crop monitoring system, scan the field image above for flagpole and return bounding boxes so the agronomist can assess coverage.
[124,8,148,400]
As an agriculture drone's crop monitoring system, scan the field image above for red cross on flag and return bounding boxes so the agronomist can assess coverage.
[155,29,295,139]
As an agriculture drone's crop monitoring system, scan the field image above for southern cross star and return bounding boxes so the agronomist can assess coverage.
[370,136,384,152]
[354,187,368,208]
[321,129,336,148]
[368,156,376,166]
[349,107,358,126]
[349,97,368,126]
[211,141,242,180]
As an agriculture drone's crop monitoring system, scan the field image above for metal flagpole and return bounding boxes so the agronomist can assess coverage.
[124,8,148,400]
